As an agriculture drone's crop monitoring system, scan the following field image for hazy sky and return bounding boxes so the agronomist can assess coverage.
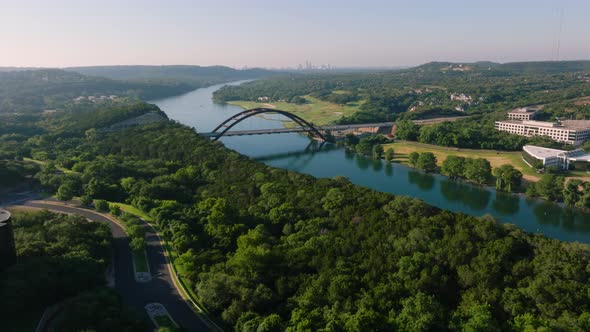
[1,0,588,68]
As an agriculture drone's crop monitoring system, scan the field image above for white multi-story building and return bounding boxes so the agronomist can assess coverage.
[507,107,538,120]
[495,119,590,146]
[522,145,590,170]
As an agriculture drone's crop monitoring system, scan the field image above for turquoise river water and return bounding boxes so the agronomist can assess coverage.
[152,81,590,244]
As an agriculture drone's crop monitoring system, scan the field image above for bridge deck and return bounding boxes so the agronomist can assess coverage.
[201,116,470,138]
[201,122,396,137]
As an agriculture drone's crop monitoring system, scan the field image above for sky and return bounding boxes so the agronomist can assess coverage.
[1,0,589,68]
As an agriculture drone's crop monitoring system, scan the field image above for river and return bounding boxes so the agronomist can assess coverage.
[152,81,590,244]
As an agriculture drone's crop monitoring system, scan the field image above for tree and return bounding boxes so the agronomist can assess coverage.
[441,155,466,178]
[416,152,437,172]
[493,164,523,192]
[563,179,583,207]
[80,195,93,206]
[576,183,590,209]
[322,188,345,214]
[408,152,420,166]
[395,120,421,141]
[384,148,395,163]
[129,237,146,252]
[355,140,373,155]
[257,313,283,331]
[109,204,122,216]
[464,158,492,184]
[530,174,565,201]
[372,144,384,159]
[344,133,359,146]
[395,293,445,331]
[453,303,500,332]
[56,181,76,201]
[174,249,197,281]
[57,288,146,332]
[95,199,109,212]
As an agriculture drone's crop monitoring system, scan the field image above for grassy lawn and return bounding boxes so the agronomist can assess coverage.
[24,157,76,174]
[384,141,541,182]
[133,249,149,273]
[116,202,154,222]
[384,141,590,183]
[228,95,363,126]
[154,314,178,328]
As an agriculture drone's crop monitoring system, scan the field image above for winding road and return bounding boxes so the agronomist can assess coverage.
[22,200,220,332]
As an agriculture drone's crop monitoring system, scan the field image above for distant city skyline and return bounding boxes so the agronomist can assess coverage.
[1,0,589,68]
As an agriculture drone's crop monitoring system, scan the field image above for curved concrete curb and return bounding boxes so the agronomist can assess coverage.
[132,248,151,283]
[145,302,179,329]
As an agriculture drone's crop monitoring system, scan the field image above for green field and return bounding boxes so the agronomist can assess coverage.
[384,141,590,183]
[228,95,363,126]
[155,314,178,329]
[117,202,154,222]
[133,249,148,273]
[384,141,540,181]
[24,157,75,174]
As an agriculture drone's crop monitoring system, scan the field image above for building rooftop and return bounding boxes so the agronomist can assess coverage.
[560,120,590,130]
[0,209,10,223]
[563,149,590,162]
[522,120,559,128]
[523,145,566,160]
[497,119,590,131]
[509,107,538,114]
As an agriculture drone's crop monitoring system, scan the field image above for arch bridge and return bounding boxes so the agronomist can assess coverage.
[201,109,467,142]
[203,108,327,141]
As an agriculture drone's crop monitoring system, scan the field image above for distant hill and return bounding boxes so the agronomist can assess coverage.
[0,69,196,114]
[413,60,590,74]
[497,60,590,74]
[0,67,41,72]
[65,65,276,84]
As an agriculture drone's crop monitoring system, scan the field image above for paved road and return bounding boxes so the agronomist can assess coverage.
[24,201,217,332]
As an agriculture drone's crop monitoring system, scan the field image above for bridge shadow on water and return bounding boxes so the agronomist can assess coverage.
[253,140,337,171]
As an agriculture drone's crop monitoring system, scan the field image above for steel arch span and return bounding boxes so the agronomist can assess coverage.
[209,108,326,141]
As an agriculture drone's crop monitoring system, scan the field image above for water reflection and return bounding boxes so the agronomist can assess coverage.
[344,149,355,161]
[372,159,383,172]
[356,155,370,170]
[385,163,394,177]
[492,192,520,215]
[440,180,463,202]
[531,201,590,232]
[408,171,435,191]
[440,180,491,211]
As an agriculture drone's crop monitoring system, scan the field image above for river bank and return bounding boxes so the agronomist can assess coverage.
[152,81,590,244]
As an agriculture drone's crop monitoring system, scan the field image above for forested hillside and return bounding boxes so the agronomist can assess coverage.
[213,61,590,126]
[0,69,195,114]
[5,103,590,331]
[0,65,276,115]
[66,65,276,84]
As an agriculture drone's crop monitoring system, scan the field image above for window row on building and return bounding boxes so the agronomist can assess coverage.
[495,120,590,146]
